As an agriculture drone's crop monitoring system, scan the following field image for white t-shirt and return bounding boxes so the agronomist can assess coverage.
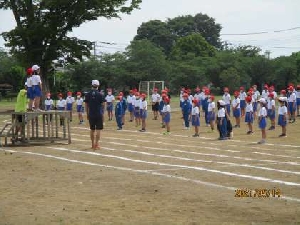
[258,107,267,117]
[162,104,171,113]
[141,100,147,110]
[127,95,134,104]
[288,92,296,102]
[192,106,199,115]
[133,98,140,108]
[179,92,184,102]
[278,106,287,115]
[66,96,75,104]
[26,77,33,87]
[261,90,269,99]
[222,94,231,104]
[194,93,201,101]
[245,103,253,112]
[57,99,66,108]
[254,90,260,100]
[105,95,115,103]
[239,92,246,100]
[232,98,240,108]
[188,95,194,103]
[217,108,226,117]
[267,99,275,110]
[32,74,41,85]
[76,98,84,106]
[45,99,53,106]
[208,101,215,112]
[296,91,300,98]
[151,93,160,103]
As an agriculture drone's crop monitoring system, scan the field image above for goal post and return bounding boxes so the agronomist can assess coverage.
[139,81,165,102]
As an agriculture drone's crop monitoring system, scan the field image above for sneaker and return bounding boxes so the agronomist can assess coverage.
[218,137,227,140]
[246,131,253,135]
[163,131,170,135]
[161,125,166,128]
[117,128,122,130]
[192,134,199,137]
[279,134,287,137]
[257,140,266,144]
[291,119,296,123]
[268,126,275,130]
[139,129,146,132]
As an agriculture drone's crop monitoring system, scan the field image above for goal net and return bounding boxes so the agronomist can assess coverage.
[139,81,165,101]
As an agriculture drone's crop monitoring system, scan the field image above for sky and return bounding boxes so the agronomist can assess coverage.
[0,0,299,58]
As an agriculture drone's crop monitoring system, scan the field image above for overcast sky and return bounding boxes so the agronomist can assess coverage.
[0,0,299,58]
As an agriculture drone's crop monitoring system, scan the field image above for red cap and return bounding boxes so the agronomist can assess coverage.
[183,93,188,98]
[205,89,210,95]
[135,92,140,96]
[141,93,147,98]
[161,93,167,98]
[164,97,170,103]
[246,96,252,103]
[268,93,274,98]
[240,86,244,91]
[26,68,33,75]
[164,87,169,92]
[297,85,300,90]
[76,92,81,96]
[209,95,215,101]
[264,84,268,89]
[280,90,286,94]
[288,86,294,91]
[195,87,200,92]
[67,91,72,96]
[234,91,239,97]
[224,87,229,92]
[117,95,123,100]
[153,88,158,92]
[187,88,191,93]
[119,92,124,96]
[58,93,63,97]
[161,89,167,94]
[192,99,199,104]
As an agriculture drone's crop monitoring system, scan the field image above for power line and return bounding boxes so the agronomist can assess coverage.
[221,26,300,36]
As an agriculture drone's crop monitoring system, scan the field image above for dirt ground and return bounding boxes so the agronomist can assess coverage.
[0,105,300,225]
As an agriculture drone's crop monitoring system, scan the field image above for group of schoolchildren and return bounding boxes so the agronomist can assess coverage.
[178,84,300,144]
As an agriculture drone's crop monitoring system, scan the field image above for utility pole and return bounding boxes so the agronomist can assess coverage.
[265,50,271,59]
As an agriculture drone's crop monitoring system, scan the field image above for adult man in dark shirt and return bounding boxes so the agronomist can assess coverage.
[84,80,104,150]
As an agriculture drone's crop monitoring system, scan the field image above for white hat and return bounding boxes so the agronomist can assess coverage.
[258,98,266,104]
[218,100,225,106]
[278,96,287,102]
[32,65,40,71]
[25,82,28,86]
[92,80,100,86]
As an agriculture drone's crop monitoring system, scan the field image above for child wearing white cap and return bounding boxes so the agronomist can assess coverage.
[31,65,42,111]
[278,97,288,137]
[257,98,267,144]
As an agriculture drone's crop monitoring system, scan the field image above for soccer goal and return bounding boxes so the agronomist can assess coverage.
[139,81,165,100]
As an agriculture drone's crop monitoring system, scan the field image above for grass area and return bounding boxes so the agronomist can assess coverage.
[0,100,16,111]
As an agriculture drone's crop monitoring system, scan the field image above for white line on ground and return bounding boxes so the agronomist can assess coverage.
[1,148,299,203]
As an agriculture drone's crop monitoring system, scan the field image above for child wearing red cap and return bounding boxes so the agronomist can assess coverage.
[267,93,276,130]
[261,84,269,100]
[105,89,115,121]
[26,68,34,111]
[191,99,200,137]
[207,95,216,131]
[57,93,66,126]
[140,93,147,132]
[133,92,141,127]
[297,85,300,117]
[127,90,135,122]
[115,95,123,130]
[151,88,160,120]
[162,97,171,134]
[222,87,231,116]
[239,87,247,117]
[66,91,75,122]
[160,92,167,128]
[44,93,53,111]
[203,89,210,126]
[257,98,267,144]
[232,91,241,128]
[76,92,84,124]
[245,96,254,134]
[278,97,288,137]
[287,86,296,123]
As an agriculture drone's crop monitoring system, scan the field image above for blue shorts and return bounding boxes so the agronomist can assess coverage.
[192,115,200,126]
[240,100,246,109]
[66,103,73,111]
[33,85,42,97]
[278,115,287,127]
[58,107,65,111]
[208,111,215,122]
[163,113,170,123]
[288,102,296,113]
[233,108,241,118]
[253,102,258,112]
[267,109,275,120]
[226,104,231,115]
[245,112,253,123]
[77,105,82,113]
[141,110,147,119]
[107,103,113,112]
[297,98,300,106]
[128,103,134,112]
[45,105,51,111]
[259,117,267,129]
[27,87,34,100]
[134,107,140,118]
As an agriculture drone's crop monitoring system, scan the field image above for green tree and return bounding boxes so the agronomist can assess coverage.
[219,67,241,92]
[0,0,142,92]
[170,33,216,60]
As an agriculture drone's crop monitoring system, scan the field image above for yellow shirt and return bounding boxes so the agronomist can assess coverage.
[15,89,27,112]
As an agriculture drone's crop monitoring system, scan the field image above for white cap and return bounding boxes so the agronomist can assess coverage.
[25,82,28,86]
[32,65,40,71]
[258,98,266,104]
[278,96,287,102]
[92,80,100,86]
[218,100,225,106]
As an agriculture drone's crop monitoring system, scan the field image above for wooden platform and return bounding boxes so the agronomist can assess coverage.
[0,110,71,146]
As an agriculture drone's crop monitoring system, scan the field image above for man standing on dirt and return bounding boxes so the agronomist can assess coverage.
[84,80,105,150]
